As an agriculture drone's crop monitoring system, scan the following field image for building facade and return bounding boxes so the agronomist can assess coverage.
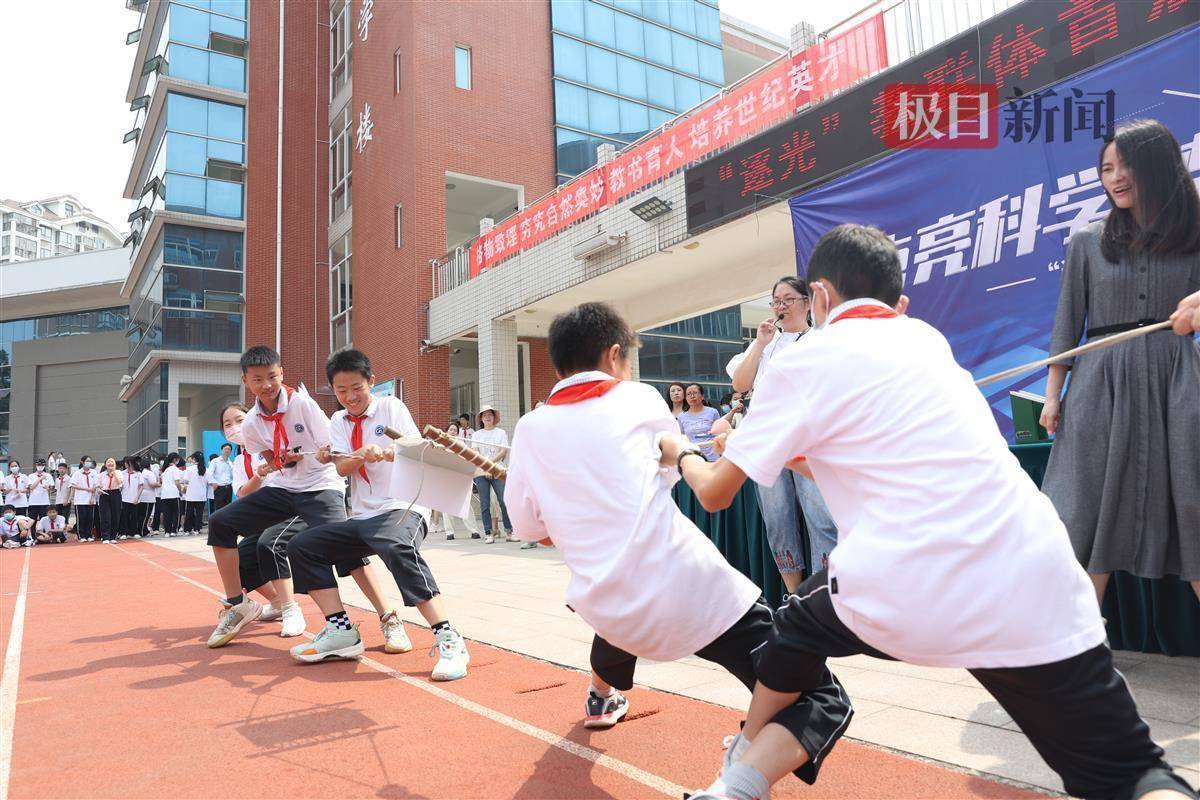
[0,195,123,265]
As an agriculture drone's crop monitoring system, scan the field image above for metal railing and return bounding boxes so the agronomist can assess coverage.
[431,246,471,299]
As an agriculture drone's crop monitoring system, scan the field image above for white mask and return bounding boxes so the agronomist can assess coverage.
[35,466,44,472]
[8,466,18,474]
[225,423,244,446]
[810,281,833,331]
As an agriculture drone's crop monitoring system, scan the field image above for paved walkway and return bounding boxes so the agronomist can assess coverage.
[153,532,1200,795]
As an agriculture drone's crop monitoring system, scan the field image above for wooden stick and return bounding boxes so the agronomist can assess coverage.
[974,320,1172,387]
[381,424,508,481]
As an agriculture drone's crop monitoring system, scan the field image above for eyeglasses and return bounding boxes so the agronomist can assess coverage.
[769,296,808,309]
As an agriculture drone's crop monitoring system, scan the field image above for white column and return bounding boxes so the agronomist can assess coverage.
[477,316,520,437]
[627,344,640,383]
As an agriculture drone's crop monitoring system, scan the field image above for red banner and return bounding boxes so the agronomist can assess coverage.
[470,13,887,276]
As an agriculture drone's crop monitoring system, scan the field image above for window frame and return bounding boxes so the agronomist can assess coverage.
[454,44,472,90]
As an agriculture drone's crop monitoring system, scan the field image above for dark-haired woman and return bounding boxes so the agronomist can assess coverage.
[726,276,839,594]
[118,456,143,540]
[181,451,209,535]
[159,453,184,536]
[677,384,721,460]
[1041,119,1200,604]
[665,382,687,418]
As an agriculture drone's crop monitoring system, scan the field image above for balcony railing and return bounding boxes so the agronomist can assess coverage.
[431,246,471,299]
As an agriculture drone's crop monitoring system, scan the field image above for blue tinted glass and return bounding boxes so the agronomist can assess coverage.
[613,11,643,57]
[207,100,244,141]
[167,93,207,134]
[554,81,589,129]
[556,127,596,175]
[552,34,587,82]
[618,100,649,141]
[616,55,646,101]
[166,173,207,214]
[207,139,243,164]
[672,32,699,74]
[206,179,243,218]
[613,0,640,13]
[649,108,672,128]
[166,132,207,174]
[643,22,670,66]
[585,45,617,92]
[695,3,720,43]
[209,0,246,19]
[209,13,246,39]
[669,0,695,34]
[698,81,720,104]
[163,309,242,352]
[698,42,723,84]
[587,90,620,135]
[645,64,674,108]
[673,74,701,110]
[642,0,670,24]
[209,52,245,91]
[551,0,585,35]
[168,43,209,83]
[584,1,615,46]
[170,4,210,46]
[454,46,471,89]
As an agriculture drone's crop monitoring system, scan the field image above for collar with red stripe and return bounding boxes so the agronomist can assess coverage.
[547,371,622,405]
[257,385,297,469]
[827,299,900,324]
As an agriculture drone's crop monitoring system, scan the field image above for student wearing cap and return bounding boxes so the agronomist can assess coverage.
[469,405,513,544]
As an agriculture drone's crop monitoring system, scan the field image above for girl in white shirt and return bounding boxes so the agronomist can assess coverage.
[96,457,124,542]
[158,454,184,536]
[3,460,29,517]
[27,459,52,523]
[181,451,209,535]
[69,456,101,541]
[118,456,143,540]
[139,461,158,536]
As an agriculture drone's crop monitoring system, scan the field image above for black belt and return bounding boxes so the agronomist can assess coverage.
[1086,318,1158,339]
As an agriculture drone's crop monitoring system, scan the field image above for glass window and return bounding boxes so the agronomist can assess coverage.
[698,42,723,84]
[330,0,351,94]
[585,45,617,93]
[209,13,246,39]
[646,64,674,108]
[587,90,620,136]
[207,100,243,140]
[614,0,641,15]
[584,1,615,47]
[672,32,699,75]
[649,108,672,128]
[206,180,242,218]
[643,22,671,67]
[554,81,589,129]
[168,43,209,83]
[170,4,210,47]
[165,174,207,214]
[642,0,670,25]
[555,128,597,176]
[618,100,649,141]
[695,2,721,43]
[210,0,247,19]
[162,309,242,352]
[163,265,242,308]
[208,51,245,91]
[454,45,471,90]
[669,0,695,35]
[553,34,587,83]
[551,0,585,36]
[616,55,646,101]
[164,225,243,269]
[165,132,207,174]
[673,74,701,110]
[613,11,643,58]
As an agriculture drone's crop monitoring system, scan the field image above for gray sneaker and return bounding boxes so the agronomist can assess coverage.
[207,598,262,648]
[290,623,364,663]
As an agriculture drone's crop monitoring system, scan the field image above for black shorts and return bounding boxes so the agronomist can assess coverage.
[207,486,347,549]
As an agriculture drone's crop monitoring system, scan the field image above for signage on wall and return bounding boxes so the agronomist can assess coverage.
[371,379,403,401]
[684,0,1200,233]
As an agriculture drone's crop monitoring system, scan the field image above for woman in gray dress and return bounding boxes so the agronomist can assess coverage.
[1040,119,1200,606]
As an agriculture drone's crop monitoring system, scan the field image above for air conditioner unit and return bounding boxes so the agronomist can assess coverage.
[572,231,623,261]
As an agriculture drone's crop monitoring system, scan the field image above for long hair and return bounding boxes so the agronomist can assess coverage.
[219,401,248,428]
[164,453,181,469]
[665,382,686,412]
[1099,119,1200,262]
[189,451,207,477]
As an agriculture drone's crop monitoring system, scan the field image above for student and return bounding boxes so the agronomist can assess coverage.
[95,457,124,542]
[1,505,35,548]
[285,349,470,679]
[148,456,164,533]
[210,443,234,512]
[119,456,143,540]
[35,506,69,544]
[69,456,101,542]
[181,452,209,534]
[456,413,474,439]
[139,457,158,535]
[26,459,52,523]
[159,453,184,536]
[52,464,73,531]
[205,345,367,649]
[504,302,850,780]
[3,460,30,520]
[469,406,513,543]
[665,224,1194,800]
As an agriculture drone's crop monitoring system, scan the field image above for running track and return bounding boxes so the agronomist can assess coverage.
[0,542,1049,799]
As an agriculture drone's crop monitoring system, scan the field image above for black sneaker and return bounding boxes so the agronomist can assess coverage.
[470,533,481,539]
[584,691,629,729]
[446,533,456,540]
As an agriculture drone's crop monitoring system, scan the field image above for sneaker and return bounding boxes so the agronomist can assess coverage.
[445,533,455,541]
[259,603,282,622]
[429,627,469,681]
[2,540,18,549]
[484,534,495,544]
[505,533,519,542]
[290,623,365,663]
[520,541,538,550]
[380,610,413,653]
[279,601,306,637]
[583,690,629,729]
[470,533,481,540]
[683,791,736,800]
[21,539,35,547]
[207,598,263,648]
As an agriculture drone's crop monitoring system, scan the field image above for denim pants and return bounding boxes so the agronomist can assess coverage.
[754,467,838,576]
[473,476,512,534]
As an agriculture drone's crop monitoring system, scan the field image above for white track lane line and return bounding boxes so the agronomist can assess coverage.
[0,548,32,800]
[116,544,688,798]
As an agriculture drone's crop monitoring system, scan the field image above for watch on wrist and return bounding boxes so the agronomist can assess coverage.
[676,448,704,476]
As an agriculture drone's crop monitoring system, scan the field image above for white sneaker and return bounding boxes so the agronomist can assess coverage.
[290,623,364,663]
[207,598,262,648]
[484,534,495,544]
[259,603,282,622]
[279,601,306,637]
[2,540,18,549]
[21,538,35,547]
[380,610,413,653]
[505,533,519,542]
[429,627,469,681]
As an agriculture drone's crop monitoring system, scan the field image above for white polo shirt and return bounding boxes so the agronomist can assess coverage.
[2,474,29,508]
[98,469,123,493]
[53,475,72,505]
[37,515,66,534]
[231,451,269,498]
[724,300,1104,669]
[242,385,345,494]
[0,516,32,539]
[506,371,761,662]
[182,465,208,502]
[159,465,183,500]
[27,471,51,505]
[330,395,430,524]
[69,469,99,505]
[139,468,158,502]
[121,470,143,503]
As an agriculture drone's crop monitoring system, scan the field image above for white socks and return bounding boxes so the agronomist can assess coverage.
[706,761,769,800]
[588,682,616,698]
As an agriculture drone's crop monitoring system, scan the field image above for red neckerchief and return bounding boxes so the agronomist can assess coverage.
[347,413,371,484]
[242,452,254,480]
[831,305,899,323]
[259,385,296,469]
[81,470,92,489]
[547,378,621,405]
[107,471,117,490]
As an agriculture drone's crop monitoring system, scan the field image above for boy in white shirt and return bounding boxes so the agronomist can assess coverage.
[1,506,34,548]
[35,506,69,544]
[27,459,52,523]
[69,457,101,542]
[119,456,143,539]
[504,303,850,782]
[285,349,470,680]
[3,460,29,520]
[205,345,369,649]
[665,224,1194,800]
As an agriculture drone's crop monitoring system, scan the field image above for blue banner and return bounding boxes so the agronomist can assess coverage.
[789,26,1200,440]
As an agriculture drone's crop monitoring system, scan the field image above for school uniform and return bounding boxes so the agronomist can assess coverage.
[207,385,362,585]
[2,473,29,514]
[120,469,143,537]
[95,469,124,541]
[505,371,852,784]
[722,299,1186,799]
[138,467,157,534]
[288,396,437,603]
[1,515,34,547]
[150,464,163,530]
[181,465,209,533]
[159,464,183,534]
[210,456,234,512]
[26,469,52,522]
[69,468,100,541]
[36,514,67,544]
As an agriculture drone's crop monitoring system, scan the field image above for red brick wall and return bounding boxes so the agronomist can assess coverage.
[522,337,557,405]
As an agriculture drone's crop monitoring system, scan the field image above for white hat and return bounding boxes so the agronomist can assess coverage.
[477,405,500,426]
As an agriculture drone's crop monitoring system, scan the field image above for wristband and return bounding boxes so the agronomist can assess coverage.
[676,448,705,477]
